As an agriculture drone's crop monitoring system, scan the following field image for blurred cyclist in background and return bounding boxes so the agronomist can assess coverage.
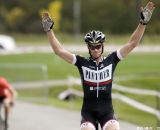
[42,2,155,130]
[0,77,17,130]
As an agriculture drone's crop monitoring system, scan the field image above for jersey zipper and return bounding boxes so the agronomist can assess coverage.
[96,66,99,98]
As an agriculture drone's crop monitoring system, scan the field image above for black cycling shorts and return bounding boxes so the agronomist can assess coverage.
[81,109,116,128]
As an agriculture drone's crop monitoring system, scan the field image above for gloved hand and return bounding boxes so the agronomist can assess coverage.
[42,13,54,32]
[140,2,155,25]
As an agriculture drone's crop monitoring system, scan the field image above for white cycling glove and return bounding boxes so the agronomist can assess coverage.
[140,3,155,25]
[42,13,54,32]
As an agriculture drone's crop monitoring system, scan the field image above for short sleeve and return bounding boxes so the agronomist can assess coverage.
[73,55,85,67]
[72,54,77,64]
[117,49,124,60]
[107,51,121,65]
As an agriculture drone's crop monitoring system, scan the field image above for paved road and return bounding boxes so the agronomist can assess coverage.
[9,101,138,130]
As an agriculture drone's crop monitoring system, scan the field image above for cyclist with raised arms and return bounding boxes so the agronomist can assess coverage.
[42,2,155,130]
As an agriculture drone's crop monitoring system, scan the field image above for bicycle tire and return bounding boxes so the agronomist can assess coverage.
[0,103,5,130]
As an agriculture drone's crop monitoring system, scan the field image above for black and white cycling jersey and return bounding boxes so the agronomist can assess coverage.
[72,50,122,113]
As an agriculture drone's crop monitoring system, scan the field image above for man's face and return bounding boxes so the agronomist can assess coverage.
[88,44,103,59]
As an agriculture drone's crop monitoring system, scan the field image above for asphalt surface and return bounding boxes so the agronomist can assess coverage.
[9,101,138,130]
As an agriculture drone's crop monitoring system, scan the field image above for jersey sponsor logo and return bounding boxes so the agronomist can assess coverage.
[82,64,112,83]
[100,64,104,68]
[90,86,106,91]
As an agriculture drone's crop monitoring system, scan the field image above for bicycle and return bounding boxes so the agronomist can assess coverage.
[0,102,5,130]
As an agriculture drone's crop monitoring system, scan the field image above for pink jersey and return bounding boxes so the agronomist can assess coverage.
[0,77,11,97]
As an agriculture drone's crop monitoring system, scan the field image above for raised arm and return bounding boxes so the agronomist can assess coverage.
[8,85,18,100]
[42,13,74,64]
[119,2,155,58]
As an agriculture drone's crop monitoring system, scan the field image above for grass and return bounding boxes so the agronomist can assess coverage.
[113,100,158,127]
[17,86,83,110]
[10,33,83,45]
[116,53,160,76]
[119,92,159,109]
[9,33,160,45]
[12,33,48,44]
[0,52,160,127]
[117,78,160,90]
[108,34,160,45]
[0,53,78,81]
[0,52,160,80]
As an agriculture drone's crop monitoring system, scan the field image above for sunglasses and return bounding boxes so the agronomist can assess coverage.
[89,45,102,50]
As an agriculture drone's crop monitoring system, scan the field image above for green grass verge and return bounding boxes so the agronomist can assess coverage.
[17,86,83,110]
[9,33,160,45]
[113,99,158,127]
[0,53,160,81]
